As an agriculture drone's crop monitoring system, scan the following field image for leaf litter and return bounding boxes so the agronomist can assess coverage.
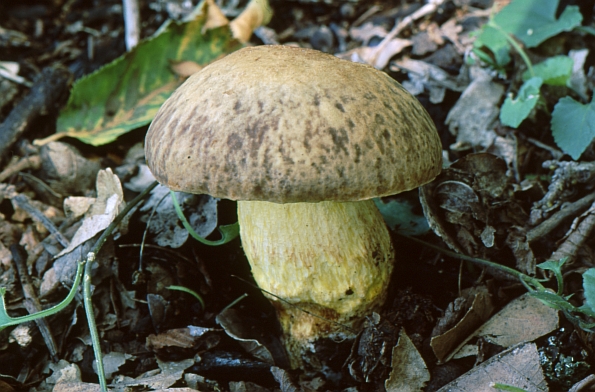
[1,0,595,390]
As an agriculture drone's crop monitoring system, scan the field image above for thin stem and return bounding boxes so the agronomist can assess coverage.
[398,234,545,291]
[490,22,534,77]
[83,180,158,392]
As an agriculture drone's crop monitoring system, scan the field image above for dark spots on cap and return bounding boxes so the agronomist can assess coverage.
[320,156,328,164]
[311,162,322,174]
[226,133,243,150]
[375,113,386,125]
[345,288,354,295]
[363,92,377,101]
[187,155,191,159]
[234,100,242,113]
[252,183,265,198]
[335,102,345,113]
[347,119,356,130]
[257,100,265,113]
[382,129,391,141]
[303,125,313,153]
[336,166,345,178]
[341,95,356,103]
[328,127,350,155]
[278,143,295,164]
[354,144,362,164]
[313,94,321,106]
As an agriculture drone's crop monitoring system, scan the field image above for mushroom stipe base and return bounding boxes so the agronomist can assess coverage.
[238,199,394,367]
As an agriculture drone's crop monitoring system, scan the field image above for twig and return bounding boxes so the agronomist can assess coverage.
[10,244,59,361]
[83,180,158,392]
[0,67,71,164]
[527,192,595,242]
[369,0,444,67]
[122,0,140,51]
[530,160,595,225]
[10,194,70,248]
[549,200,595,263]
[0,155,42,183]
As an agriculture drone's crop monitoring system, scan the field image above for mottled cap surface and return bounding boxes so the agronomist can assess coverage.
[145,45,442,203]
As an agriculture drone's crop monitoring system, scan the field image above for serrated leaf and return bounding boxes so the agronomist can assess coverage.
[36,1,241,146]
[551,97,595,160]
[500,76,542,128]
[493,0,582,48]
[582,268,595,314]
[522,56,573,86]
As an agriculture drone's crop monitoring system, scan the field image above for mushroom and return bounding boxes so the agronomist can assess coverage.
[145,45,442,368]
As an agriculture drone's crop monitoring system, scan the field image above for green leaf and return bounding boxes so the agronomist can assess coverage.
[582,268,595,314]
[167,285,205,310]
[373,198,430,236]
[493,0,582,48]
[529,290,576,312]
[500,77,543,128]
[522,56,573,86]
[37,1,241,146]
[537,258,568,295]
[473,24,511,67]
[551,97,595,160]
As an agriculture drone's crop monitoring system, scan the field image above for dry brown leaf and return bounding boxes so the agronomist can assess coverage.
[436,343,547,392]
[337,38,412,70]
[56,168,125,257]
[202,0,229,32]
[385,329,430,392]
[471,293,558,348]
[169,60,204,78]
[230,0,273,43]
[446,68,504,151]
[431,288,494,363]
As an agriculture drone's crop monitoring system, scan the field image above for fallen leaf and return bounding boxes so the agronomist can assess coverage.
[385,329,430,392]
[436,343,547,392]
[446,67,504,151]
[34,0,242,146]
[56,168,125,257]
[454,293,559,358]
[431,288,494,363]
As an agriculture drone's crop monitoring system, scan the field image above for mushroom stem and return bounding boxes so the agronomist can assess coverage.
[237,199,394,368]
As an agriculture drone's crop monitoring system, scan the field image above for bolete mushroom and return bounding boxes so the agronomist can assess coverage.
[145,45,442,368]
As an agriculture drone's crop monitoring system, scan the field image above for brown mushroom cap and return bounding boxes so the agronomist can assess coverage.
[145,45,442,203]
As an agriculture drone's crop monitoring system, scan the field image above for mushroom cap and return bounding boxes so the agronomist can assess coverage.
[145,45,442,203]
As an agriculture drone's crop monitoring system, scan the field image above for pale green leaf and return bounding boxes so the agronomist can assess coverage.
[473,25,511,67]
[493,0,582,48]
[500,77,542,128]
[522,56,573,86]
[551,97,595,160]
[37,1,241,146]
[582,268,595,314]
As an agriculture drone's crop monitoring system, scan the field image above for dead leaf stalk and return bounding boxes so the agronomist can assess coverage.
[11,194,70,247]
[82,180,158,392]
[10,244,59,361]
[549,200,595,264]
[0,155,41,183]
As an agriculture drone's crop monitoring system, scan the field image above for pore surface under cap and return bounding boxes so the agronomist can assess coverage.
[145,45,442,203]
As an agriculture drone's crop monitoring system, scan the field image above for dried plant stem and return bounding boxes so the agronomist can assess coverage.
[0,155,41,183]
[549,200,595,263]
[10,244,59,361]
[83,180,157,392]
